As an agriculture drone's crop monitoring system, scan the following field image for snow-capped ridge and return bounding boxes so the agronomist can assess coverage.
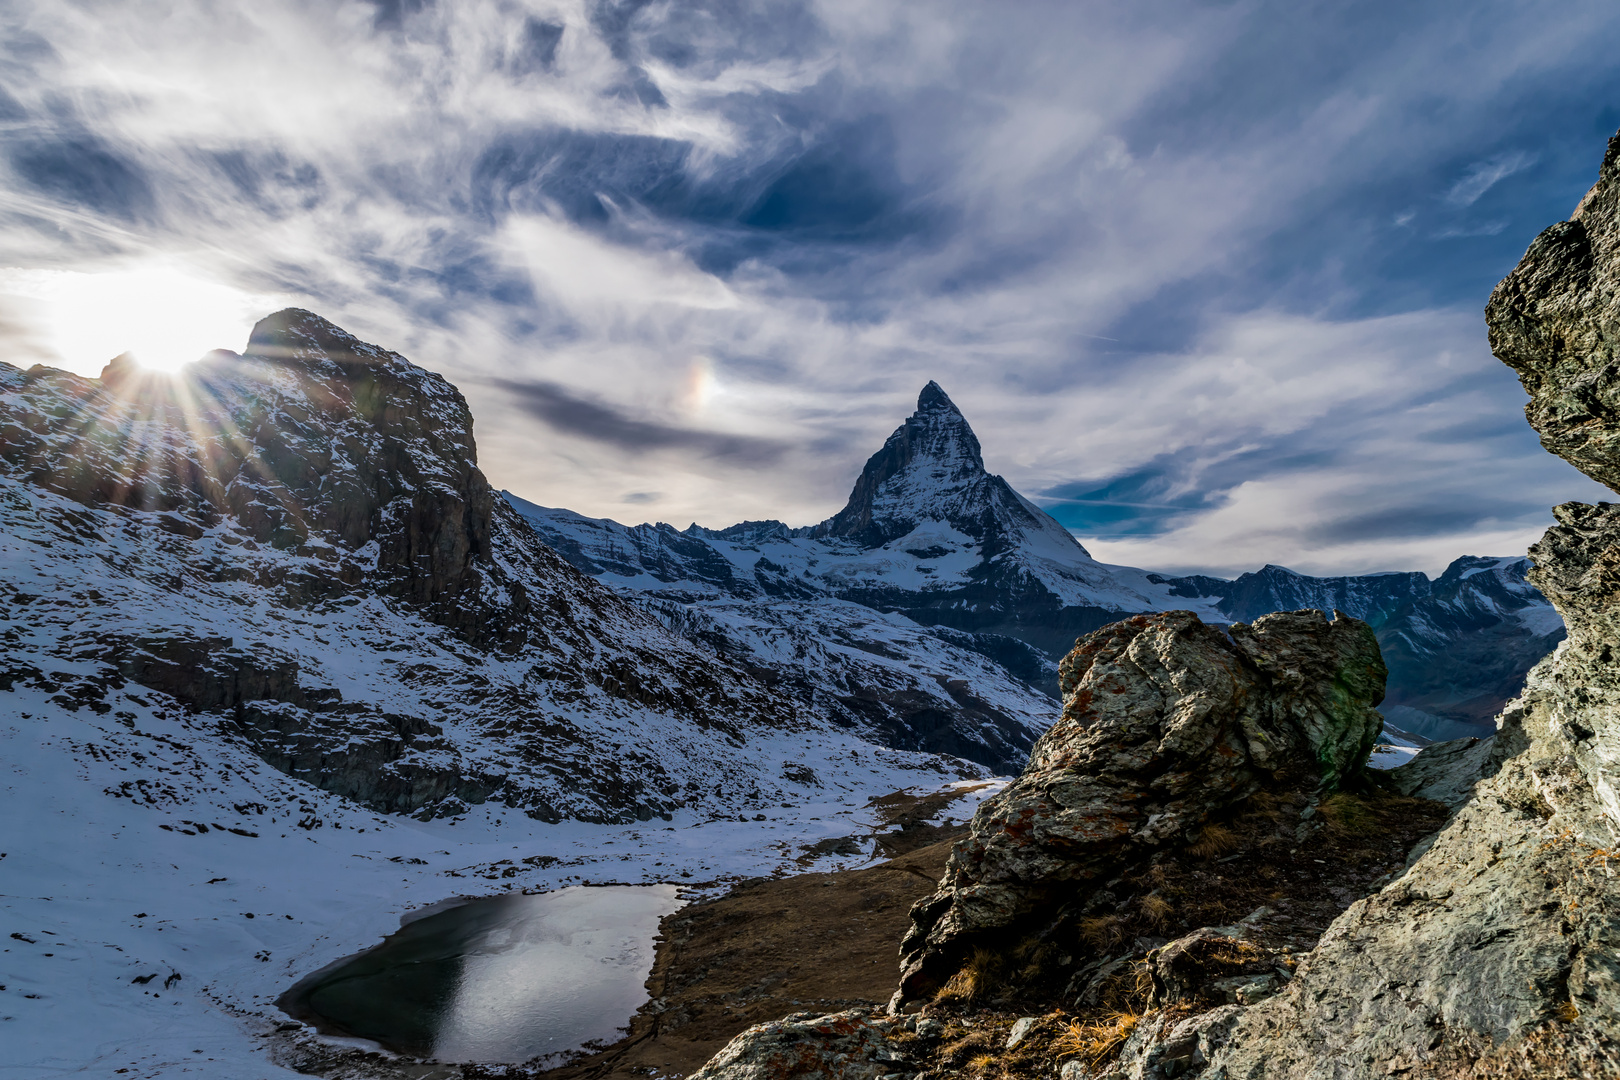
[2,315,997,829]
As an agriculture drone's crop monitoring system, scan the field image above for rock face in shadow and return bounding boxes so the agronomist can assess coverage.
[1181,131,1620,1080]
[894,608,1385,1004]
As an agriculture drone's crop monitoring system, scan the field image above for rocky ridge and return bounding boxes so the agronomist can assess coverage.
[892,608,1387,1005]
[0,309,965,826]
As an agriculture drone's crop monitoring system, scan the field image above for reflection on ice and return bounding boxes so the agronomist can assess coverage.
[280,885,681,1064]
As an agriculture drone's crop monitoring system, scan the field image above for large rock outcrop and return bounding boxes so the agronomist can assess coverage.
[894,608,1386,1003]
[1156,131,1620,1079]
[1,310,952,824]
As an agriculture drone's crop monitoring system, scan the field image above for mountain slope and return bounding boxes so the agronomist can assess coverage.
[0,310,968,827]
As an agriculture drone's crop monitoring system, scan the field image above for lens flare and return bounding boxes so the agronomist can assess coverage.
[0,264,275,375]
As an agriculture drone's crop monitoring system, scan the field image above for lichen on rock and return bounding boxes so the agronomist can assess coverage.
[894,607,1386,1004]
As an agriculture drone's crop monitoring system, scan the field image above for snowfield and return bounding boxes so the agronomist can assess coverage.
[1,674,1003,1078]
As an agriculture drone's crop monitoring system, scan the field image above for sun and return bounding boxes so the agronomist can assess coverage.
[0,263,277,376]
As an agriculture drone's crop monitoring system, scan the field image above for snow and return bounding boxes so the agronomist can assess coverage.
[1514,601,1566,637]
[0,672,1005,1077]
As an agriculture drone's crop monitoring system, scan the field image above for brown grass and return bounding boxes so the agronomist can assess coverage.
[1318,792,1375,836]
[940,1029,999,1068]
[1080,915,1128,951]
[1139,893,1174,928]
[1052,1011,1142,1066]
[935,947,1004,1004]
[1187,823,1240,859]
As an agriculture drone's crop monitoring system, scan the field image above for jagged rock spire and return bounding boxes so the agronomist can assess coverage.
[814,382,991,545]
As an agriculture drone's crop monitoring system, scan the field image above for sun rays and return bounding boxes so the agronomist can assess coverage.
[0,264,278,377]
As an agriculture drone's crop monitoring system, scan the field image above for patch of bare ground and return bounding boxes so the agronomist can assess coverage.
[539,829,966,1080]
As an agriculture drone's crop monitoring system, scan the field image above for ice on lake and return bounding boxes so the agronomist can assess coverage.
[279,884,681,1064]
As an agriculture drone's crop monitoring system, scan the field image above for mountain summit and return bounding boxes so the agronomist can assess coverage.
[814,382,1091,562]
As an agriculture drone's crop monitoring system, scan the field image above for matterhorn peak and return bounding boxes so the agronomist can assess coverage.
[916,379,961,414]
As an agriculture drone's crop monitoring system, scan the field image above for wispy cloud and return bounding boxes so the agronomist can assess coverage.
[492,377,786,464]
[3,0,1620,571]
[1445,151,1536,207]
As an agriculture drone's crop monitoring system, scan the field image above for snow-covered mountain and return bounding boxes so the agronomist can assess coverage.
[0,310,975,829]
[516,383,1562,746]
[1375,555,1566,739]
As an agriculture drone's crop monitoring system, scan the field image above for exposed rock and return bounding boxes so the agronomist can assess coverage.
[1487,130,1620,494]
[685,1010,907,1080]
[1007,1016,1039,1049]
[1096,1006,1243,1080]
[1145,924,1287,1010]
[0,310,954,824]
[1384,733,1500,810]
[894,608,1385,1003]
[1183,127,1620,1080]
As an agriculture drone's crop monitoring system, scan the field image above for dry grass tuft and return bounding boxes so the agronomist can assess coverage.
[935,947,1004,1004]
[1139,892,1174,928]
[1052,1011,1142,1066]
[1242,789,1286,821]
[1318,792,1376,836]
[1080,915,1128,951]
[1187,823,1240,859]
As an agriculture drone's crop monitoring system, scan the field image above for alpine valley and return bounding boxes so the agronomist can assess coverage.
[0,306,1569,1077]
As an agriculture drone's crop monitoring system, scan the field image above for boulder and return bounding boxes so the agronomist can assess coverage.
[685,1010,909,1080]
[1384,734,1500,810]
[895,608,1385,1003]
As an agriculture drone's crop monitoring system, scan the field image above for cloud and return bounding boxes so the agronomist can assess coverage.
[492,377,787,465]
[5,0,1620,571]
[1445,151,1536,207]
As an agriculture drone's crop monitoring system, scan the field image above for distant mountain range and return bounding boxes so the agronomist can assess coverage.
[515,382,1562,748]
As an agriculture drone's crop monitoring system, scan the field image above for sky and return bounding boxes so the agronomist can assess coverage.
[2,0,1619,578]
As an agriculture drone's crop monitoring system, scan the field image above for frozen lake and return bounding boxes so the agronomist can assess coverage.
[278,884,682,1064]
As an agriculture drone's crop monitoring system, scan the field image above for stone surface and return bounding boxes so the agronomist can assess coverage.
[1006,1016,1038,1049]
[1183,127,1620,1080]
[1097,1006,1242,1080]
[685,1010,907,1080]
[1384,734,1499,810]
[894,608,1385,1002]
[1487,130,1620,495]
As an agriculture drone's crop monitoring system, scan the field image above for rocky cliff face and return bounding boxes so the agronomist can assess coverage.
[0,310,960,824]
[893,608,1386,1005]
[1145,131,1620,1079]
[811,381,1085,560]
